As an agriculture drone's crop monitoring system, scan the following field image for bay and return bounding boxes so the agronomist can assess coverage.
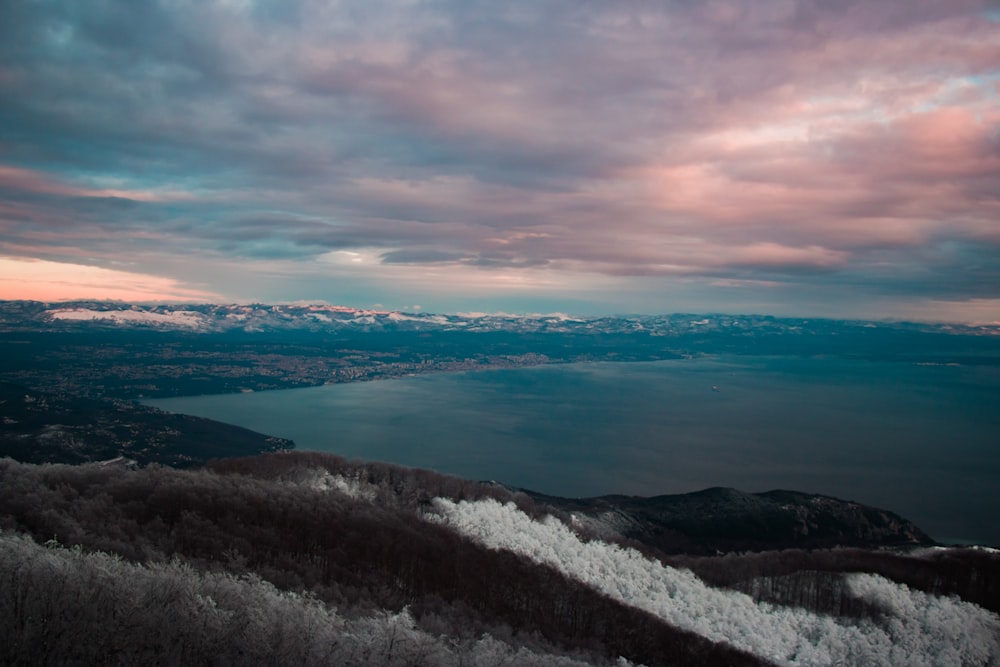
[146,356,1000,545]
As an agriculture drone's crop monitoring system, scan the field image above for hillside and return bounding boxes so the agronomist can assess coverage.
[532,486,932,555]
[1,452,998,666]
[0,382,292,467]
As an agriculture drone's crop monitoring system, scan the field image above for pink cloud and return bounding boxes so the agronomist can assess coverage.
[2,0,998,317]
[725,243,848,270]
[0,257,220,303]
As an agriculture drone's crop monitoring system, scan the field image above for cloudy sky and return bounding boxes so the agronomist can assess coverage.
[1,0,998,320]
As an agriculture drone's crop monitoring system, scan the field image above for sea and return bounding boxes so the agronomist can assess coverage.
[146,355,1000,546]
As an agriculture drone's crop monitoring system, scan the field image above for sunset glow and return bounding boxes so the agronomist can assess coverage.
[0,1,998,319]
[0,258,219,303]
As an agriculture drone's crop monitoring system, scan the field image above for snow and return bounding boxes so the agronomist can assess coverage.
[386,312,451,325]
[47,308,207,328]
[913,545,1000,556]
[302,470,378,501]
[430,498,1000,667]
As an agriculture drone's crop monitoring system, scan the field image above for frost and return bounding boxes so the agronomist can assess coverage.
[0,533,619,666]
[430,498,1000,667]
[302,470,378,501]
[47,308,206,328]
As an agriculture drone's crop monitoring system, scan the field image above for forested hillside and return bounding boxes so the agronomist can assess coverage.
[530,486,932,554]
[0,381,292,466]
[2,452,998,666]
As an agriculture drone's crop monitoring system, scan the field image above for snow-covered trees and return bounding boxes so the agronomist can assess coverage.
[4,457,762,666]
[3,453,998,667]
[0,533,625,667]
[430,498,1000,667]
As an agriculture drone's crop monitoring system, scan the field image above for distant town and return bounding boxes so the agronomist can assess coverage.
[1,300,997,400]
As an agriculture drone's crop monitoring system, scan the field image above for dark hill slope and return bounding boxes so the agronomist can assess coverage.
[2,451,996,665]
[0,382,292,467]
[0,456,767,667]
[529,486,933,555]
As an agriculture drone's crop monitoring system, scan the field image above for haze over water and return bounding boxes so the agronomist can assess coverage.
[148,356,1000,546]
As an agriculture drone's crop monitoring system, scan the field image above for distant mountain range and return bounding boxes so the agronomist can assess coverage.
[2,299,998,336]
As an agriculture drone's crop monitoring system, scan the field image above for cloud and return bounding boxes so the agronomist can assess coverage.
[0,257,220,302]
[0,0,998,319]
[379,249,469,264]
[726,243,848,271]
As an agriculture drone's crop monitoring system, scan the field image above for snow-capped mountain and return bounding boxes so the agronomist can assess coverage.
[2,299,997,336]
[12,301,582,333]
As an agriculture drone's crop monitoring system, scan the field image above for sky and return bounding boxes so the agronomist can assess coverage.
[1,1,999,321]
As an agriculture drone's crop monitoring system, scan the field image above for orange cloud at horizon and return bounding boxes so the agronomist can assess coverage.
[0,257,220,303]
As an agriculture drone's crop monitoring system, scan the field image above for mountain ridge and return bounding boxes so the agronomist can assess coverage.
[0,379,936,554]
[526,486,934,555]
[2,299,998,336]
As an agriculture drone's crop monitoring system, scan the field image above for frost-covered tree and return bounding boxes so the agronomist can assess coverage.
[430,498,1000,667]
[0,532,638,666]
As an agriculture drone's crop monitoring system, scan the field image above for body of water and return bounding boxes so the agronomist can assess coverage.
[147,356,1000,545]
